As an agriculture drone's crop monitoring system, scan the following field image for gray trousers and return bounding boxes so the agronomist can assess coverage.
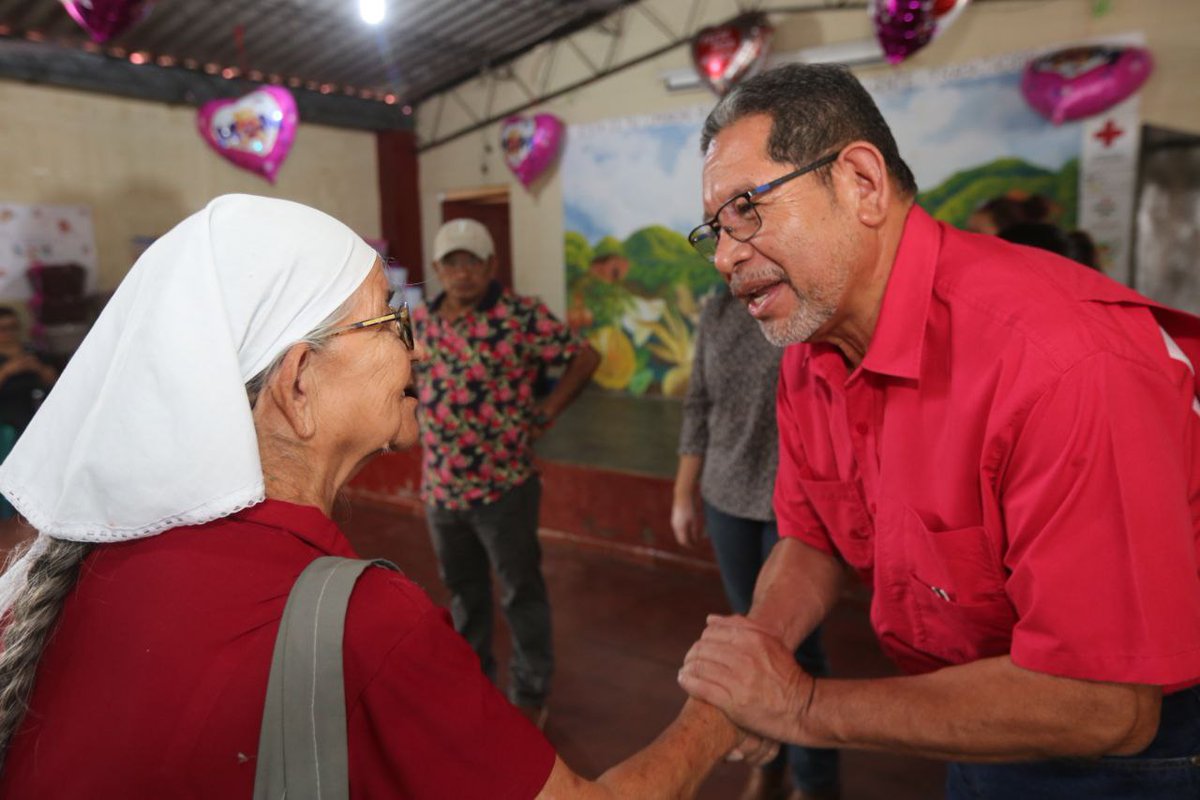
[426,477,552,707]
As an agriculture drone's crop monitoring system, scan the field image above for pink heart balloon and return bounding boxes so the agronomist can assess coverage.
[500,113,564,188]
[872,0,971,65]
[1021,45,1154,125]
[197,87,299,184]
[691,12,773,96]
[61,0,156,43]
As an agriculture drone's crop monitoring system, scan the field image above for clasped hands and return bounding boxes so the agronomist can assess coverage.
[678,614,817,763]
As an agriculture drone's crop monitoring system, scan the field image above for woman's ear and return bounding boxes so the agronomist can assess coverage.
[837,141,892,228]
[259,344,318,440]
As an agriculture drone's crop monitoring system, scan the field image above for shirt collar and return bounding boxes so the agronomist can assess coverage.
[429,280,504,315]
[234,498,355,556]
[859,204,941,381]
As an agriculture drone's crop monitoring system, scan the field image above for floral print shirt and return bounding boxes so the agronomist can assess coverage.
[413,282,582,509]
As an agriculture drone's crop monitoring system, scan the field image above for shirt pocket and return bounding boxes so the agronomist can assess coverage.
[901,505,1016,664]
[796,477,874,571]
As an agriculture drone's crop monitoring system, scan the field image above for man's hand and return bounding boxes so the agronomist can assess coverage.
[679,615,814,744]
[529,402,556,441]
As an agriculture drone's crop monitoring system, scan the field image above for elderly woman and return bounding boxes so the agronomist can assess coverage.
[0,195,740,798]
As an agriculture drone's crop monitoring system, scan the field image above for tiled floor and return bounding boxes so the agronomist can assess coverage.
[341,502,948,799]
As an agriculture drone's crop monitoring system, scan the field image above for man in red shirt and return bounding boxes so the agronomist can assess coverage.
[676,64,1200,799]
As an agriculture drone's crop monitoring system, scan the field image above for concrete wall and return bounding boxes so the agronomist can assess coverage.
[416,0,1200,318]
[0,81,380,292]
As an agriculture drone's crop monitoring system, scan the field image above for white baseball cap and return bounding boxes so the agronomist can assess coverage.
[433,218,494,262]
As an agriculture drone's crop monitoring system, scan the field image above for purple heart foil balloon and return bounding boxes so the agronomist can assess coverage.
[500,114,565,189]
[1020,46,1154,125]
[196,87,299,184]
[873,0,936,65]
[61,0,156,43]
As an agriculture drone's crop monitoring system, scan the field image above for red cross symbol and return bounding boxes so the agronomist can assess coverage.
[1094,119,1125,147]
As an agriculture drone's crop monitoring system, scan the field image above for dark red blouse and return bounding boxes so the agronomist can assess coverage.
[1,499,555,799]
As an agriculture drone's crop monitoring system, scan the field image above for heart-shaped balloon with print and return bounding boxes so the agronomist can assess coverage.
[691,12,773,95]
[197,87,299,184]
[500,113,564,188]
[1021,45,1154,125]
[61,0,156,43]
[872,0,972,65]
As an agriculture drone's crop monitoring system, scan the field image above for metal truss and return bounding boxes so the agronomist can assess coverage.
[417,0,871,151]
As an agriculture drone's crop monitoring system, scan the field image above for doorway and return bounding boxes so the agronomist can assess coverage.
[440,186,512,289]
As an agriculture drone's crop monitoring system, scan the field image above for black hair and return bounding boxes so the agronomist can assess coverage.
[700,63,917,197]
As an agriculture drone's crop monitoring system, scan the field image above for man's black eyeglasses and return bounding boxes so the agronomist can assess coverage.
[688,150,841,261]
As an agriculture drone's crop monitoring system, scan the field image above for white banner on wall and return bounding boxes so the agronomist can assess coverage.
[0,203,97,301]
[1078,96,1141,285]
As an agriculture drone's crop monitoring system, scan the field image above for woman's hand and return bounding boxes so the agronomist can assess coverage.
[671,494,703,548]
[727,728,781,766]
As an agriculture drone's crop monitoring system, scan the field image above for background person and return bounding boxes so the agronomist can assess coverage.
[997,221,1100,270]
[964,192,1056,236]
[673,286,839,800]
[414,218,600,727]
[0,306,56,436]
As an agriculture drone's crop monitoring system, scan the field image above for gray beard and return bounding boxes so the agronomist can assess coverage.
[756,289,836,347]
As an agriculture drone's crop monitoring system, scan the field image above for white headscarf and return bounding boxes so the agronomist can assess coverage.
[0,194,377,609]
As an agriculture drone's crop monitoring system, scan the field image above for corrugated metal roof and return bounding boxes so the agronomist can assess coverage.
[0,0,633,105]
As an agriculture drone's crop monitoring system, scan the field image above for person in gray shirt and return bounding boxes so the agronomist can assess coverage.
[673,287,840,800]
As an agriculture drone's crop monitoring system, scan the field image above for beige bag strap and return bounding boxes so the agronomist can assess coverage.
[253,556,399,800]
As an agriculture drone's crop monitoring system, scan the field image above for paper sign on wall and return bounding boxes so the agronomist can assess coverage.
[0,204,97,301]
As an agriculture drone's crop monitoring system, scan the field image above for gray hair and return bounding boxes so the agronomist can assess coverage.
[700,63,917,197]
[0,538,93,771]
[245,293,358,407]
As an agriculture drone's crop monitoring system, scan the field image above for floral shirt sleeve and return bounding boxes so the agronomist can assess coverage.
[520,297,583,368]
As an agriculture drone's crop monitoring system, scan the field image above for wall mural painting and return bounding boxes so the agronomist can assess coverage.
[562,109,719,398]
[563,42,1139,397]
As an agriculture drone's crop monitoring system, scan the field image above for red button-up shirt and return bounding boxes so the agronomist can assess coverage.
[775,206,1200,690]
[1,500,555,799]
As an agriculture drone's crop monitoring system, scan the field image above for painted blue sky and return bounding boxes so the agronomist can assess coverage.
[562,69,1083,245]
[562,117,707,243]
[872,71,1082,190]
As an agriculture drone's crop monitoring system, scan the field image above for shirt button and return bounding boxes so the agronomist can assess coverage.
[855,422,869,436]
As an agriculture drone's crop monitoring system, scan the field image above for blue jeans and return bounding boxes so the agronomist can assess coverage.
[946,686,1200,799]
[704,502,840,794]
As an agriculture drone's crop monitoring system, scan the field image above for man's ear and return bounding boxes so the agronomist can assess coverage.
[837,141,892,228]
[260,343,318,440]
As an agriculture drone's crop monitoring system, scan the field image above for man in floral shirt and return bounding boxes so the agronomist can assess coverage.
[413,218,599,726]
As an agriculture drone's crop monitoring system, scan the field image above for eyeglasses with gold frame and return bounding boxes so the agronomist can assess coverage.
[331,291,414,350]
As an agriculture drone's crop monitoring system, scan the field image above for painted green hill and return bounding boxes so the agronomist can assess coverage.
[565,230,592,284]
[918,157,1079,230]
[623,225,723,297]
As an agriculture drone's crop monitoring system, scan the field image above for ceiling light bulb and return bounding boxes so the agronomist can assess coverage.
[359,0,385,25]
